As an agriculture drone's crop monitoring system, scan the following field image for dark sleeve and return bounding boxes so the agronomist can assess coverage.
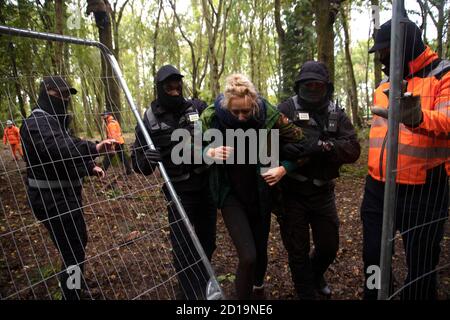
[277,99,294,121]
[274,112,304,144]
[23,117,98,178]
[327,110,361,165]
[69,135,97,176]
[272,110,304,173]
[190,98,208,115]
[28,117,98,163]
[131,123,157,175]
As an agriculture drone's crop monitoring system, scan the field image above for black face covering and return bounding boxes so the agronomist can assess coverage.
[156,80,186,112]
[378,26,426,78]
[297,82,331,113]
[37,91,70,128]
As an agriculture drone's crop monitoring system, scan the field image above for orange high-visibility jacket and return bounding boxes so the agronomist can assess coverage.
[105,116,125,144]
[369,46,450,185]
[3,125,21,145]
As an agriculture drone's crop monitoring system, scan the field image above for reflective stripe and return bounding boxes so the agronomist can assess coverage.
[380,77,389,84]
[398,144,449,159]
[427,59,450,78]
[369,137,449,159]
[28,178,82,189]
[170,173,190,182]
[435,101,450,111]
[369,137,385,148]
[371,118,413,134]
[372,117,387,127]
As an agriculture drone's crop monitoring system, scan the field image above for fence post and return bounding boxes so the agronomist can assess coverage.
[378,0,406,300]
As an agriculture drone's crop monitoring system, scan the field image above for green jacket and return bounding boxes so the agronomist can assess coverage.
[200,100,303,214]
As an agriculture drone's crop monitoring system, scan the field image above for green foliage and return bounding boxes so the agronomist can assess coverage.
[0,0,447,132]
[279,0,315,100]
[217,273,236,283]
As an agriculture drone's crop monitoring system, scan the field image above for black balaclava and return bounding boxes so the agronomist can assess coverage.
[370,19,426,78]
[37,88,70,128]
[155,65,186,112]
[294,61,333,113]
[36,76,76,129]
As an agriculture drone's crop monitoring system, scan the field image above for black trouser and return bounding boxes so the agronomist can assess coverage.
[278,181,339,299]
[102,144,131,173]
[28,186,87,300]
[164,182,217,300]
[220,193,271,300]
[361,165,449,300]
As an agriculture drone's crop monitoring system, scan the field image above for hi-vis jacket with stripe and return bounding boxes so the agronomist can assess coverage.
[105,115,125,144]
[3,125,21,145]
[369,46,450,185]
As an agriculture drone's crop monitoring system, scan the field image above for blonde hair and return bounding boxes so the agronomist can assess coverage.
[221,73,259,115]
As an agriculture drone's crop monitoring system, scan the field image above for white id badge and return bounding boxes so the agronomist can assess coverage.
[188,113,199,122]
[297,112,310,121]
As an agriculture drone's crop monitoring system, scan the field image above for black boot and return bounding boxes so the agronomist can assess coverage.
[314,274,332,298]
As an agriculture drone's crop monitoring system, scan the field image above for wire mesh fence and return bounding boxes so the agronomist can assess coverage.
[0,26,222,300]
[375,0,450,300]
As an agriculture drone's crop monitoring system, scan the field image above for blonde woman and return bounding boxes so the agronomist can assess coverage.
[200,74,304,299]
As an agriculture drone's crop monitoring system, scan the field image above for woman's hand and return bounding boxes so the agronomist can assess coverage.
[261,166,287,186]
[92,165,106,179]
[206,146,234,161]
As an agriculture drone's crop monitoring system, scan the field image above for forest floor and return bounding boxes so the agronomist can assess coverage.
[0,135,449,300]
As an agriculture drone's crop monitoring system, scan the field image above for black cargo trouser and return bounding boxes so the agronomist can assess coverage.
[28,186,88,300]
[278,182,339,300]
[164,182,217,300]
[102,143,132,173]
[361,165,449,300]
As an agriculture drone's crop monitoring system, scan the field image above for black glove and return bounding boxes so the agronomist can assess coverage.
[371,81,423,128]
[282,138,323,160]
[144,148,162,165]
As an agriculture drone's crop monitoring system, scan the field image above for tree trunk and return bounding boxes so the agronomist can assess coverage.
[341,5,361,127]
[315,0,341,83]
[54,0,65,74]
[169,0,202,98]
[371,0,382,86]
[201,0,228,99]
[446,7,450,58]
[88,0,122,123]
[8,43,27,118]
[111,0,130,65]
[152,0,163,99]
[435,1,445,57]
[274,0,287,99]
